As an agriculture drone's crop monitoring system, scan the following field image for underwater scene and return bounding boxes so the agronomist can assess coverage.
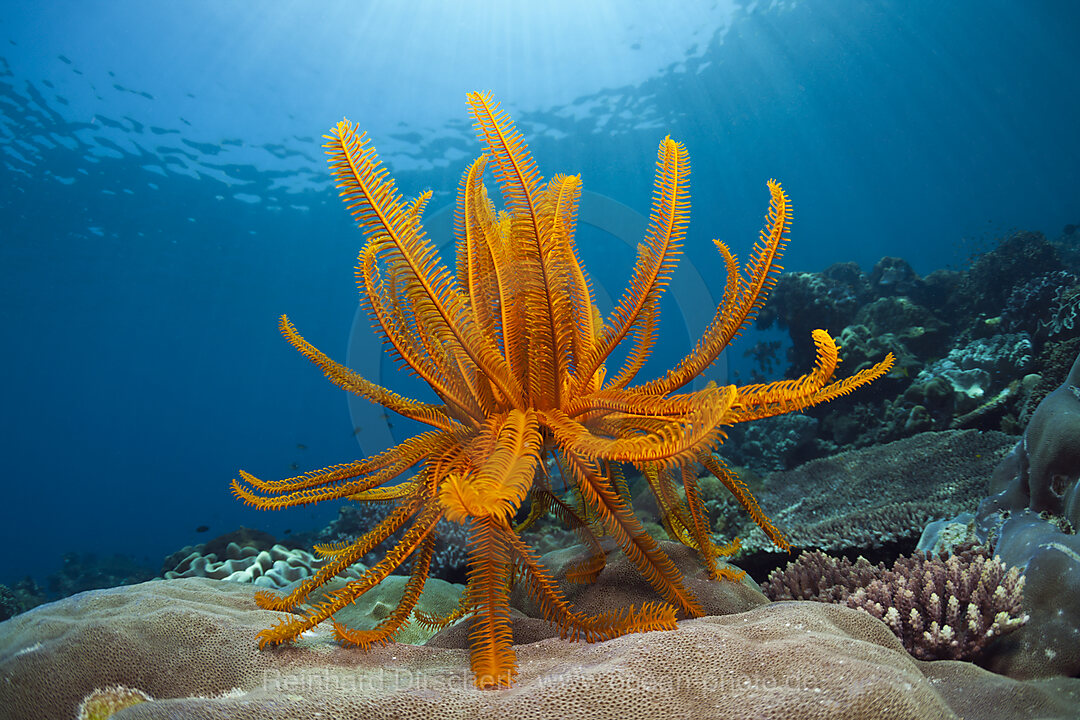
[2,1,1080,718]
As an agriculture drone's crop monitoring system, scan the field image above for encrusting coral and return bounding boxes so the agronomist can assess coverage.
[763,544,1028,661]
[76,685,152,720]
[231,91,893,688]
[162,542,363,588]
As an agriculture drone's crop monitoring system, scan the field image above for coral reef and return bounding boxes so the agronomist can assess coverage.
[1002,270,1078,341]
[763,545,1028,662]
[748,244,1080,679]
[44,552,155,599]
[0,584,25,621]
[0,576,45,620]
[913,333,1033,417]
[751,231,1078,467]
[3,577,1079,719]
[720,413,836,471]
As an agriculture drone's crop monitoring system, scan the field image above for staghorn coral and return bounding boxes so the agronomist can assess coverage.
[763,545,1028,661]
[761,549,881,603]
[2,578,1079,719]
[847,547,1027,662]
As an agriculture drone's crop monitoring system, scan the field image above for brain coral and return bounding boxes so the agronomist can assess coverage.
[1,578,1079,719]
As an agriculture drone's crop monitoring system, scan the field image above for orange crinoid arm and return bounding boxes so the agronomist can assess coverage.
[232,91,894,690]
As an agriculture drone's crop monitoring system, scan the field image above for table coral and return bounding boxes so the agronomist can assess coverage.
[728,429,1015,555]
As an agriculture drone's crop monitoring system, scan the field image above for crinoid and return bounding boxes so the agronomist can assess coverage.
[232,91,894,689]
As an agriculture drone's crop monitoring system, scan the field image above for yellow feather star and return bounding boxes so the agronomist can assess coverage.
[232,91,895,689]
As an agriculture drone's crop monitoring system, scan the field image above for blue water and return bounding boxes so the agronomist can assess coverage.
[1,0,1077,587]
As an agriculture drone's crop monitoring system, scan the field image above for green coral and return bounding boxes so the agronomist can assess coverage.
[77,685,152,720]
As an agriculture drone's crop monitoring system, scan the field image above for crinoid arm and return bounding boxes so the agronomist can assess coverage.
[256,504,442,649]
[326,116,522,406]
[638,179,792,396]
[556,451,704,617]
[332,535,437,650]
[498,518,677,641]
[252,494,423,613]
[279,315,458,431]
[699,453,789,552]
[572,135,690,396]
[413,591,471,633]
[727,329,896,423]
[230,432,449,511]
[464,514,517,689]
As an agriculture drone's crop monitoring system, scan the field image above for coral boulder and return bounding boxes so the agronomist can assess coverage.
[2,578,1079,719]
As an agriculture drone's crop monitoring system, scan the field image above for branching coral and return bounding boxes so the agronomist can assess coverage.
[764,545,1028,661]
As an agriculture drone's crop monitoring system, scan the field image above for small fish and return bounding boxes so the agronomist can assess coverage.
[289,462,300,471]
[296,443,308,450]
[283,529,292,535]
[195,525,209,533]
